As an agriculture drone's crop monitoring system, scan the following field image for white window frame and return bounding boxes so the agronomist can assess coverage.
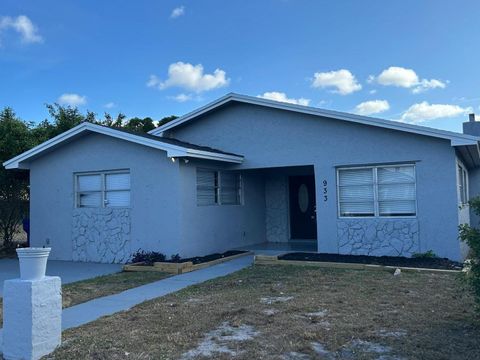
[336,163,417,219]
[457,162,469,206]
[75,170,131,208]
[196,168,243,206]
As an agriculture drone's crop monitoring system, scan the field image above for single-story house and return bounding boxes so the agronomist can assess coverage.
[4,93,480,263]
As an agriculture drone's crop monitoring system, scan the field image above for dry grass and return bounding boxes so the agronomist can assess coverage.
[0,271,170,326]
[46,265,480,360]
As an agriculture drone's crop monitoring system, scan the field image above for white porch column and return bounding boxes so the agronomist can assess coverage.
[2,274,61,360]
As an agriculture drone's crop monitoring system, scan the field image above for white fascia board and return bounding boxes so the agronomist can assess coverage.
[3,122,242,169]
[150,93,480,148]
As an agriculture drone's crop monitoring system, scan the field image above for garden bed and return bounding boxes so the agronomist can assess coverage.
[255,252,463,273]
[123,250,251,274]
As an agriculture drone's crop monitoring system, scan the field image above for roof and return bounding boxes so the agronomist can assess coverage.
[149,93,480,148]
[3,122,243,170]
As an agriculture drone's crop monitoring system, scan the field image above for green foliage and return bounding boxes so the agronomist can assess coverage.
[412,250,437,259]
[459,196,480,309]
[130,250,167,265]
[157,115,178,128]
[0,108,33,248]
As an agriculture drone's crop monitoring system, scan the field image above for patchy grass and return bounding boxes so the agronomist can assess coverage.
[47,265,480,359]
[0,271,170,326]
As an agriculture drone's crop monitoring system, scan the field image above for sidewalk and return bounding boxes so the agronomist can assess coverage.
[0,255,253,354]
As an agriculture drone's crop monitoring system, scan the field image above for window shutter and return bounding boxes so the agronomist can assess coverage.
[105,173,130,207]
[377,166,416,216]
[106,173,130,190]
[220,172,240,205]
[338,168,375,216]
[78,174,101,191]
[197,169,218,205]
[77,174,102,207]
[78,193,102,207]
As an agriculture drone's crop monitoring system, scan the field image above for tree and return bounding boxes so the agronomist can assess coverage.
[0,108,34,249]
[123,117,156,133]
[459,197,480,309]
[157,115,178,128]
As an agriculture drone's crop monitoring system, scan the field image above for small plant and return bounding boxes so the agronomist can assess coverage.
[130,250,166,265]
[459,196,480,310]
[412,250,437,259]
[170,253,181,262]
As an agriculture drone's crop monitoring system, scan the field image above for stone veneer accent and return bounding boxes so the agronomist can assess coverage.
[337,219,419,256]
[265,176,289,243]
[72,208,131,263]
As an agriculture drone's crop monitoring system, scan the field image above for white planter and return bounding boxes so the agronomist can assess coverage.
[16,247,51,280]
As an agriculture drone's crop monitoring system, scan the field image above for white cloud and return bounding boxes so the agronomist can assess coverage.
[147,62,229,93]
[168,93,192,102]
[311,69,361,95]
[57,93,87,107]
[258,91,310,106]
[354,100,390,116]
[371,66,446,93]
[0,15,43,45]
[412,79,447,94]
[400,101,472,124]
[104,102,116,109]
[170,6,185,19]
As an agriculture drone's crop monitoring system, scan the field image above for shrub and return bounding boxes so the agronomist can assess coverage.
[459,196,480,309]
[130,250,166,265]
[170,253,181,262]
[412,250,437,259]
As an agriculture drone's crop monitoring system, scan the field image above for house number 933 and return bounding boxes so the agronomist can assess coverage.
[323,180,328,202]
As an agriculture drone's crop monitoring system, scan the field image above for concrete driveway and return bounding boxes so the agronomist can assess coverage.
[0,259,122,296]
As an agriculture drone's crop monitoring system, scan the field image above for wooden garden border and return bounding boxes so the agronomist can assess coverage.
[254,255,462,274]
[123,251,253,274]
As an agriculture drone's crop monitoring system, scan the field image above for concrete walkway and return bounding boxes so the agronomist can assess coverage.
[0,259,122,296]
[0,255,253,354]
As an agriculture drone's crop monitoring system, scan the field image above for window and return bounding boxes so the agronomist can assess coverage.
[458,164,468,205]
[76,171,130,208]
[338,164,416,217]
[196,168,242,206]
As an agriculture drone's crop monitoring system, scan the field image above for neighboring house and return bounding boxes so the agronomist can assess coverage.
[4,93,480,263]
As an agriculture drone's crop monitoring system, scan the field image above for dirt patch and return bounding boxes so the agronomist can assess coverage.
[279,252,463,270]
[182,321,259,358]
[47,265,480,359]
[260,296,294,304]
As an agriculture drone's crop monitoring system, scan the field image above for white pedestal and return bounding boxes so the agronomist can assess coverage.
[2,276,61,360]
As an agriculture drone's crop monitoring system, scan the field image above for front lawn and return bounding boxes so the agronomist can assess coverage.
[0,271,170,326]
[47,265,480,359]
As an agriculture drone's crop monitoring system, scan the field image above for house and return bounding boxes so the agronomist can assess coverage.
[4,93,480,263]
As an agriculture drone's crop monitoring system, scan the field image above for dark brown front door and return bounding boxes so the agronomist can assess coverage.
[289,175,317,239]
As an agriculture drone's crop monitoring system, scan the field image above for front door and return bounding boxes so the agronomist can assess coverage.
[289,175,317,239]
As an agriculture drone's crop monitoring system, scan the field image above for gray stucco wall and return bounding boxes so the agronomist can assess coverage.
[176,161,266,257]
[29,133,183,262]
[167,102,462,260]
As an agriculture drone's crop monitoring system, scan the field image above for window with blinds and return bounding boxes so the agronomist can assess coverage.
[76,171,130,208]
[338,164,416,217]
[196,169,242,206]
[458,164,468,205]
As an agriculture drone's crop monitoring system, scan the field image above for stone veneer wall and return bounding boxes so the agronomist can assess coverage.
[72,208,131,263]
[265,176,289,243]
[337,219,420,257]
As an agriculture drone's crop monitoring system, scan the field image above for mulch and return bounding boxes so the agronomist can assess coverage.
[278,252,463,270]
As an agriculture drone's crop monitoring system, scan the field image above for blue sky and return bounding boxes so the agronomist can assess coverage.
[1,1,479,132]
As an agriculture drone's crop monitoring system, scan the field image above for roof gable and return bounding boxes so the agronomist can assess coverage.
[149,93,480,147]
[3,122,243,170]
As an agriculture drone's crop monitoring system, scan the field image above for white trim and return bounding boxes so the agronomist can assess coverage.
[149,93,480,148]
[3,122,243,169]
